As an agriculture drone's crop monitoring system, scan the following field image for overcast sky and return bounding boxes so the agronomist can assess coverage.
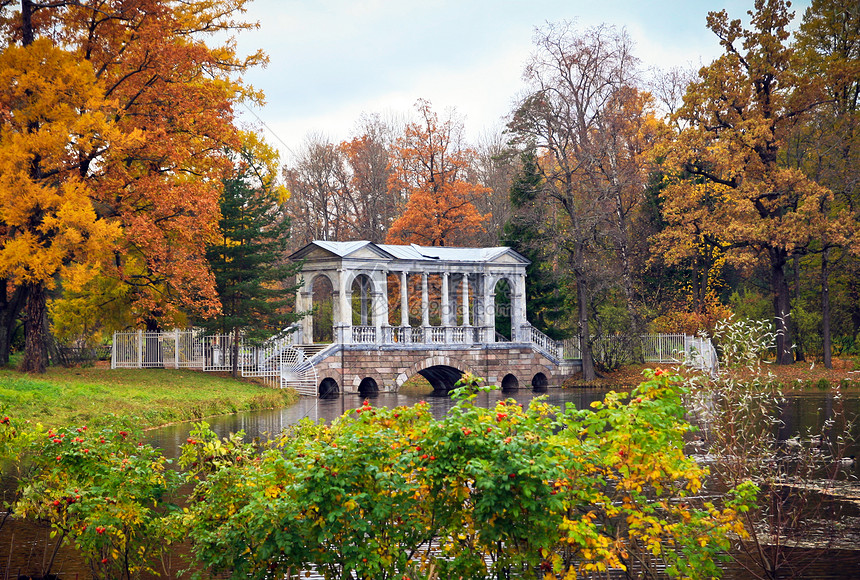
[229,0,811,162]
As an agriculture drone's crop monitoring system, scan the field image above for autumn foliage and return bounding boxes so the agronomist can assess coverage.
[386,100,489,247]
[0,1,263,369]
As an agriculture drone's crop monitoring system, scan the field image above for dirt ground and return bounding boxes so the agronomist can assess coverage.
[563,357,860,390]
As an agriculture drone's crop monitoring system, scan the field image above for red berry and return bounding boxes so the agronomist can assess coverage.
[53,500,60,506]
[421,454,428,460]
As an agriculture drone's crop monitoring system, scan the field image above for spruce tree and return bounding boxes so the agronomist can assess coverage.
[502,150,570,340]
[205,141,301,376]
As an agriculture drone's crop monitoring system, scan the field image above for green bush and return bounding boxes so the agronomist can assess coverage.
[174,372,750,579]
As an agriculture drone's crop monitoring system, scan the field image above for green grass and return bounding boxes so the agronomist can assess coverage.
[0,366,298,429]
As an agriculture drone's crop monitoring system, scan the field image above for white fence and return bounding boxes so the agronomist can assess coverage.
[111,330,315,389]
[560,333,718,373]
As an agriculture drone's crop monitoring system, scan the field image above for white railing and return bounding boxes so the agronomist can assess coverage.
[112,329,308,389]
[562,337,580,360]
[528,326,563,359]
[113,330,206,369]
[352,325,377,343]
[685,335,719,375]
[642,334,687,363]
[557,333,718,373]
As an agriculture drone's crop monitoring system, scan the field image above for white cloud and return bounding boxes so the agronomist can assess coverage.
[231,0,811,162]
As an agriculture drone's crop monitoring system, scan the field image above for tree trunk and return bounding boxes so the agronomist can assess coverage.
[821,248,832,369]
[792,254,805,362]
[0,281,26,367]
[231,329,240,378]
[769,248,794,365]
[21,282,47,373]
[572,246,595,381]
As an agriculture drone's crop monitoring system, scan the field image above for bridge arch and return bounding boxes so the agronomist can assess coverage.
[531,372,548,392]
[501,373,519,392]
[358,377,379,396]
[319,377,340,398]
[396,355,479,393]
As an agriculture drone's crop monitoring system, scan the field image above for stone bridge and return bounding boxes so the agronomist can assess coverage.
[286,240,582,397]
[307,342,580,397]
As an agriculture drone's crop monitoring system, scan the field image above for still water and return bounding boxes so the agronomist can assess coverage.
[5,387,860,579]
[144,387,612,457]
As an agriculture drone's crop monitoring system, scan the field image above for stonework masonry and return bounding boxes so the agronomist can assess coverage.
[312,343,581,394]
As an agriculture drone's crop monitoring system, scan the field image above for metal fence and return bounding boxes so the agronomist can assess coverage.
[560,333,717,373]
[111,330,312,388]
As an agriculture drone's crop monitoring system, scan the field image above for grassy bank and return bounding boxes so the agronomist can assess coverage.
[0,366,299,428]
[564,358,860,390]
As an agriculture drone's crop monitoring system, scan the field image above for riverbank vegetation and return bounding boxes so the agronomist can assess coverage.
[2,371,754,579]
[566,358,860,390]
[0,367,297,429]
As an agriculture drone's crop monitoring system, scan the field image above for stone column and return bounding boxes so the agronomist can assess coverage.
[421,272,430,327]
[513,273,527,342]
[441,272,451,327]
[337,269,351,343]
[479,273,493,343]
[400,271,409,327]
[298,277,312,345]
[462,274,470,326]
[373,271,388,344]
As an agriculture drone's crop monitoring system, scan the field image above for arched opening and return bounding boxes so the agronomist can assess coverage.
[493,278,512,341]
[311,275,334,343]
[417,365,465,395]
[453,274,476,326]
[351,274,373,326]
[531,372,548,392]
[319,377,340,399]
[501,373,519,393]
[387,272,402,326]
[358,377,379,397]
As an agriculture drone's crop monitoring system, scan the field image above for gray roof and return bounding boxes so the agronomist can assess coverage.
[291,240,528,265]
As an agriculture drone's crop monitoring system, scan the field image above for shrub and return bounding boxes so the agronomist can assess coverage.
[175,372,748,579]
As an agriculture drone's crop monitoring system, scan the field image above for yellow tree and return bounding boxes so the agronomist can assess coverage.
[659,0,836,364]
[386,100,488,247]
[0,1,263,370]
[0,39,121,372]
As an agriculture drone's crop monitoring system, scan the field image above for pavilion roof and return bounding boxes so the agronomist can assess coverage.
[290,240,529,265]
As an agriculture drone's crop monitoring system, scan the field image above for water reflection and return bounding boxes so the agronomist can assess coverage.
[144,388,611,458]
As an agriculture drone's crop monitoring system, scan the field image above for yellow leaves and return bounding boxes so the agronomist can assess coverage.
[0,38,122,289]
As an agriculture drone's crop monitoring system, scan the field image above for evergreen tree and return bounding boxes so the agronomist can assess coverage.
[502,150,570,340]
[204,137,301,376]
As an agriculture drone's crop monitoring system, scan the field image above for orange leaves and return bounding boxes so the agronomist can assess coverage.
[386,101,488,247]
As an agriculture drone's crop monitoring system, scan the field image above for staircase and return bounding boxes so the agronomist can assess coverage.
[279,343,338,396]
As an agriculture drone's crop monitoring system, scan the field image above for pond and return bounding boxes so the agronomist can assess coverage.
[4,386,860,579]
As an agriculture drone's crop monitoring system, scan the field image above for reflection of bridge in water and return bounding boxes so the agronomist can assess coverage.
[288,241,581,397]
